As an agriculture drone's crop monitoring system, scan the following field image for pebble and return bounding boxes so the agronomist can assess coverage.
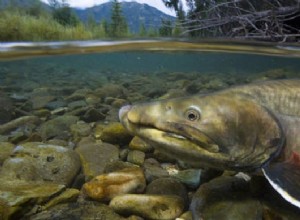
[99,122,133,146]
[129,136,153,152]
[127,150,145,166]
[76,137,120,180]
[0,142,81,186]
[110,194,184,220]
[82,167,146,201]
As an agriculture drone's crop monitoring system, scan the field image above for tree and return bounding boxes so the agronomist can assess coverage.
[48,0,79,26]
[159,19,173,36]
[109,0,129,37]
[162,0,300,41]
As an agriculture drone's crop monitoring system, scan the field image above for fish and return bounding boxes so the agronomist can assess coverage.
[119,79,300,209]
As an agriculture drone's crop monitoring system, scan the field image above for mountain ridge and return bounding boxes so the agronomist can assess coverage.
[74,1,176,33]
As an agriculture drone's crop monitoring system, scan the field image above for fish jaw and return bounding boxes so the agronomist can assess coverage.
[119,104,229,169]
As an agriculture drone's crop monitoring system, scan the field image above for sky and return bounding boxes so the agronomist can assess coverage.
[41,0,178,16]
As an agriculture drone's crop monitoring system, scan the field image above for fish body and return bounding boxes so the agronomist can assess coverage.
[119,79,300,208]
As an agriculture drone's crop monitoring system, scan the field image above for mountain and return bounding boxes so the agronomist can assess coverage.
[74,2,176,33]
[0,0,48,8]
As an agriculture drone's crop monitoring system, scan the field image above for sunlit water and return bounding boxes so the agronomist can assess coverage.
[1,40,300,219]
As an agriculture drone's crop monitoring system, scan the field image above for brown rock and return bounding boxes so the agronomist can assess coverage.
[82,167,146,201]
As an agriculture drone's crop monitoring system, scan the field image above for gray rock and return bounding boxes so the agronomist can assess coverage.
[171,169,201,189]
[38,115,79,140]
[190,176,263,220]
[0,142,14,165]
[143,158,169,182]
[0,142,81,186]
[0,179,65,219]
[0,92,13,124]
[75,137,120,180]
[67,100,87,110]
[110,194,184,220]
[99,122,133,146]
[146,177,189,209]
[31,96,56,110]
[127,150,145,166]
[29,201,126,220]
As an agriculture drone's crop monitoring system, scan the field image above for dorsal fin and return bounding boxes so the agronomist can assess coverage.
[263,153,300,208]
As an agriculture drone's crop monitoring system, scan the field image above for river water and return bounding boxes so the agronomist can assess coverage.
[0,40,300,219]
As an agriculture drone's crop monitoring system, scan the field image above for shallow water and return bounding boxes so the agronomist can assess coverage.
[1,40,300,219]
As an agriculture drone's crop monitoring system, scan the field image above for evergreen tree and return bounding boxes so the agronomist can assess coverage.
[109,0,128,37]
[139,22,147,37]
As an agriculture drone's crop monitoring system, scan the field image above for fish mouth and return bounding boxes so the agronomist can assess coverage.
[119,105,220,155]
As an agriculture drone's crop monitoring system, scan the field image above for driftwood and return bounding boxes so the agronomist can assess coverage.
[178,0,300,41]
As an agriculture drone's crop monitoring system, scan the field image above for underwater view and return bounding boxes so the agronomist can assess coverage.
[0,40,300,219]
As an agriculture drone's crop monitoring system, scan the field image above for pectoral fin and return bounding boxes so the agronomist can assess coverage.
[262,153,300,208]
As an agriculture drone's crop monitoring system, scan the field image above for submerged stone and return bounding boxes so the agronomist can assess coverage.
[0,142,81,186]
[190,176,263,220]
[0,179,65,219]
[0,142,14,165]
[99,122,133,146]
[76,137,120,180]
[109,194,184,220]
[82,167,146,201]
[38,115,79,140]
[29,201,126,220]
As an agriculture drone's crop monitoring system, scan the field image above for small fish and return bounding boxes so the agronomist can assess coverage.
[119,79,300,208]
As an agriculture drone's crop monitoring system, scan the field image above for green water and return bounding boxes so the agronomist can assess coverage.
[1,40,300,94]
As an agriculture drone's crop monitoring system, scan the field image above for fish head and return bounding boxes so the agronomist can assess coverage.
[119,93,284,171]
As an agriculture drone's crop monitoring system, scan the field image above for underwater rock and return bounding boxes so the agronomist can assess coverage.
[0,143,81,186]
[29,201,126,220]
[190,176,263,220]
[70,121,91,141]
[103,161,138,173]
[0,116,40,135]
[146,177,189,209]
[109,194,184,220]
[30,95,56,110]
[82,167,146,201]
[99,122,133,146]
[65,88,93,102]
[111,98,128,108]
[85,94,101,105]
[95,84,126,99]
[143,158,170,182]
[170,169,202,189]
[126,150,145,166]
[0,142,14,165]
[0,92,13,124]
[41,188,79,211]
[129,136,153,153]
[38,115,79,140]
[46,100,67,110]
[0,179,65,219]
[76,137,119,180]
[67,100,87,110]
[83,108,106,122]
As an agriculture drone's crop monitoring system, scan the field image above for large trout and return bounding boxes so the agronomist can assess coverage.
[119,79,300,208]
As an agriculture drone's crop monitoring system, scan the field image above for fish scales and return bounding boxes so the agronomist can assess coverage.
[227,80,300,117]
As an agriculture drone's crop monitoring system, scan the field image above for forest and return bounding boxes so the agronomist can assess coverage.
[0,0,299,41]
[163,0,300,41]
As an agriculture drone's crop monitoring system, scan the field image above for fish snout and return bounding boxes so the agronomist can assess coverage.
[119,105,132,121]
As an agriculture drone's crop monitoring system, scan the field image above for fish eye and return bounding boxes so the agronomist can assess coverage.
[184,107,201,121]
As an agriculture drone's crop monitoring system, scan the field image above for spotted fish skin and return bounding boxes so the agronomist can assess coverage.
[119,79,300,208]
